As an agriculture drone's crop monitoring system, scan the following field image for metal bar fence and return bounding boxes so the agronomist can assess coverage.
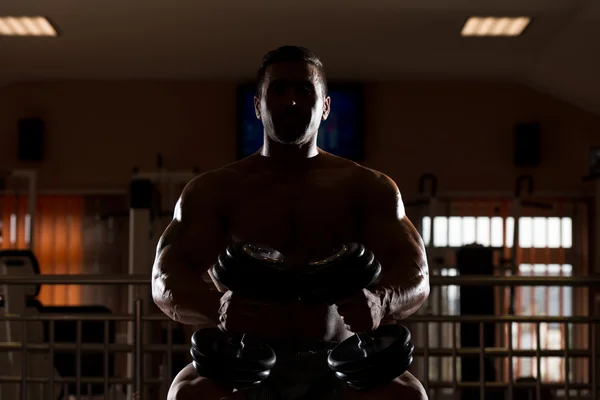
[0,275,597,399]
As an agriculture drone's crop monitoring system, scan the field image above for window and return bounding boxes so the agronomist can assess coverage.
[420,213,579,384]
[421,216,572,249]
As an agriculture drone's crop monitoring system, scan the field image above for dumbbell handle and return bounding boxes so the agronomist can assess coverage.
[356,333,373,348]
[229,333,246,346]
[228,333,247,356]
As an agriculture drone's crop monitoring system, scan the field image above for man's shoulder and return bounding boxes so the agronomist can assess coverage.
[318,151,399,193]
[182,166,241,200]
[346,165,403,215]
[183,154,266,196]
[187,167,237,186]
[348,164,400,196]
[220,153,264,173]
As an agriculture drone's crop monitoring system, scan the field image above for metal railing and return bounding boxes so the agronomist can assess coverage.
[1,274,598,286]
[0,275,597,400]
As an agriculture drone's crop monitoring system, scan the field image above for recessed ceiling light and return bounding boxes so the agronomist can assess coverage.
[0,16,58,37]
[461,17,531,37]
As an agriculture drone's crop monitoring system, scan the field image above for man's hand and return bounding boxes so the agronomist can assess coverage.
[336,289,384,333]
[218,291,289,339]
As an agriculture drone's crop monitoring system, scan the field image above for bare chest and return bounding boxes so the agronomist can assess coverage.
[227,172,360,263]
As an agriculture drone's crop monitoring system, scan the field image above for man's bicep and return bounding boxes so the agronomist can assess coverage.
[155,176,229,271]
[360,174,426,272]
[363,214,423,266]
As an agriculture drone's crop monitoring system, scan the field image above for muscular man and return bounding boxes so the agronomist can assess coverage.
[152,46,430,400]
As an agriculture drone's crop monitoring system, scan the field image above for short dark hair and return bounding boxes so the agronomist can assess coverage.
[256,45,328,97]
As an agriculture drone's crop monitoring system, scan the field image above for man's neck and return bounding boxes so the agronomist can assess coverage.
[260,138,321,169]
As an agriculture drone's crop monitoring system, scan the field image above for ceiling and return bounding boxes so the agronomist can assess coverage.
[0,0,599,114]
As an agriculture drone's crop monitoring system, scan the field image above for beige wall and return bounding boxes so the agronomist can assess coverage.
[1,80,599,196]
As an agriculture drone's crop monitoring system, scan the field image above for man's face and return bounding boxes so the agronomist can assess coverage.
[254,61,331,145]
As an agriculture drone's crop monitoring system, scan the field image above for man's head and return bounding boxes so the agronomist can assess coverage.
[254,46,331,146]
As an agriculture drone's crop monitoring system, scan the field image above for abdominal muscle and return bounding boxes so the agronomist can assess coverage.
[241,245,356,343]
[282,301,352,342]
[276,248,353,343]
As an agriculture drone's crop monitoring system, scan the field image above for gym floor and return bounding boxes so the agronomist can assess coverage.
[1,1,600,399]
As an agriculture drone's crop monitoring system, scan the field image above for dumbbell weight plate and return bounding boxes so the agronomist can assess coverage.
[333,340,414,378]
[334,354,413,390]
[190,347,273,374]
[333,344,414,389]
[192,361,271,389]
[301,244,382,305]
[327,325,413,374]
[191,328,276,373]
[211,243,298,301]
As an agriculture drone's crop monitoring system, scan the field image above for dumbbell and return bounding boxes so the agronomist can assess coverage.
[190,243,297,389]
[190,328,275,389]
[300,243,415,390]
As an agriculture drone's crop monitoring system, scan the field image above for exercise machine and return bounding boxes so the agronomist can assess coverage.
[457,175,553,400]
[0,251,56,399]
[93,155,199,398]
[0,169,37,249]
[0,169,117,400]
[0,169,44,399]
[127,158,199,399]
[0,250,118,400]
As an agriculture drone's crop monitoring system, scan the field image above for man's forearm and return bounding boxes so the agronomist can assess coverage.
[372,265,430,320]
[152,249,224,325]
[155,280,223,326]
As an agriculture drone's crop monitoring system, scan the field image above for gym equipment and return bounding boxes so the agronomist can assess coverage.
[328,324,414,390]
[211,243,297,301]
[38,304,116,397]
[300,243,414,390]
[457,245,503,400]
[90,159,200,399]
[300,243,381,305]
[190,243,292,389]
[0,250,42,296]
[0,250,116,400]
[127,160,198,399]
[0,250,52,400]
[190,328,276,389]
[0,169,37,249]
